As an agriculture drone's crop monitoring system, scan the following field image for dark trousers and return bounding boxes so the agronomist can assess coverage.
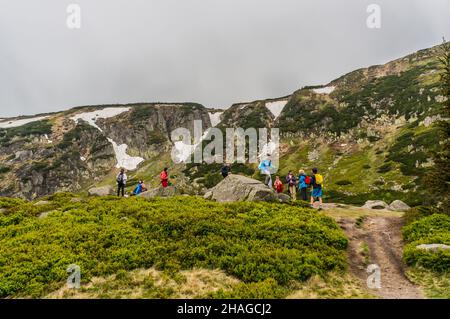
[300,187,307,201]
[117,182,125,197]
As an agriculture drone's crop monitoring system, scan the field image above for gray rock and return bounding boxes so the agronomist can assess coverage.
[204,174,278,203]
[34,200,51,206]
[88,186,115,197]
[362,200,390,210]
[139,186,179,199]
[15,150,33,161]
[416,244,450,252]
[277,193,292,203]
[38,210,57,219]
[389,200,411,212]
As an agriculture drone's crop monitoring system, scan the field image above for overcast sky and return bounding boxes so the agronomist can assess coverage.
[0,0,449,117]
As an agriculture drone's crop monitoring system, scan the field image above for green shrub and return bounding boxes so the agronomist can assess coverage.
[0,195,347,298]
[403,214,450,272]
[0,165,10,174]
[377,163,393,173]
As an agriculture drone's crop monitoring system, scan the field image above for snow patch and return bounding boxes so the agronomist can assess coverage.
[312,86,335,95]
[208,112,223,127]
[71,107,130,132]
[0,116,49,129]
[265,100,288,119]
[70,107,144,170]
[44,134,52,144]
[107,138,144,171]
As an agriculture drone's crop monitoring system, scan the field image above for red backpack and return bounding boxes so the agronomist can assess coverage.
[305,175,311,185]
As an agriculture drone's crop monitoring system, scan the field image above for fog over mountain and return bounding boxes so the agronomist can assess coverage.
[1,0,449,117]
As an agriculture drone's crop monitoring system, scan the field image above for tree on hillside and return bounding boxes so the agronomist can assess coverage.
[425,38,450,210]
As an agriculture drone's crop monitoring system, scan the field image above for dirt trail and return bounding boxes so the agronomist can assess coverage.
[324,205,424,299]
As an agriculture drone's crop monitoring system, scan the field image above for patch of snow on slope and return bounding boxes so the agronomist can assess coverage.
[208,112,223,127]
[0,116,49,129]
[172,130,211,164]
[312,86,335,95]
[71,107,130,132]
[107,138,144,171]
[71,107,143,170]
[265,100,288,119]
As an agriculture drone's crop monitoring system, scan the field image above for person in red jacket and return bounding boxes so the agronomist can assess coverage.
[274,176,284,194]
[160,167,169,188]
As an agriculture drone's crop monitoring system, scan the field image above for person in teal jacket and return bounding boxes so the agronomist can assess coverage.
[298,169,308,201]
[258,156,273,188]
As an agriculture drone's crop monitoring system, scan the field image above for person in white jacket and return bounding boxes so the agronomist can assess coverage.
[116,168,127,197]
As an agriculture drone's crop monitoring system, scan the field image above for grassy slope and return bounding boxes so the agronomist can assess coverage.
[0,194,353,299]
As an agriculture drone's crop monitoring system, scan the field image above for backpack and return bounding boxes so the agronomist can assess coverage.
[305,175,311,185]
[288,175,297,186]
[117,173,124,183]
[314,174,324,186]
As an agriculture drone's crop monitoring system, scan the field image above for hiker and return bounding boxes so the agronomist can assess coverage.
[286,171,297,201]
[133,180,146,196]
[116,168,127,197]
[310,167,324,208]
[221,163,231,178]
[274,176,284,193]
[160,167,169,188]
[258,155,273,188]
[298,169,309,201]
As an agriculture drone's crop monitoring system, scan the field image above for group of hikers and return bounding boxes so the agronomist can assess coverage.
[221,158,324,207]
[117,159,323,207]
[273,168,324,206]
[116,167,169,197]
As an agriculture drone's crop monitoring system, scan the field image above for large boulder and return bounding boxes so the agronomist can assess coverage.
[88,186,115,197]
[389,200,411,212]
[139,186,179,199]
[204,174,278,203]
[362,200,390,210]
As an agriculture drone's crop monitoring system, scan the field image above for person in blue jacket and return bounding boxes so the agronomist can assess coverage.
[298,169,308,201]
[258,155,273,188]
[133,180,145,196]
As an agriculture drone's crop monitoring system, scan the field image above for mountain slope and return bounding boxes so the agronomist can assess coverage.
[0,43,447,203]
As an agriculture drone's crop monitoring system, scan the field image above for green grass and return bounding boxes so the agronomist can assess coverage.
[0,194,348,298]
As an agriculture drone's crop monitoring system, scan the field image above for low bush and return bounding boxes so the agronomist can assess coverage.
[0,195,347,298]
[403,214,450,273]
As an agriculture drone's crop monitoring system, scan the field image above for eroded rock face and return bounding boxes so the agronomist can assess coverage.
[204,174,278,203]
[139,186,179,199]
[389,200,411,212]
[362,200,390,210]
[88,186,115,197]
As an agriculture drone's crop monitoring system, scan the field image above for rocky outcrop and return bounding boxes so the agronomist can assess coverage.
[389,200,411,212]
[139,186,179,199]
[362,200,390,210]
[88,186,115,196]
[416,244,450,252]
[204,174,278,203]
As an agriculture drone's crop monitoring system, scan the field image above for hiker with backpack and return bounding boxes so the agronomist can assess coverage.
[160,167,169,188]
[258,155,274,188]
[298,169,309,201]
[116,168,127,197]
[132,180,146,196]
[274,176,284,193]
[221,163,231,178]
[286,171,297,201]
[310,167,324,208]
